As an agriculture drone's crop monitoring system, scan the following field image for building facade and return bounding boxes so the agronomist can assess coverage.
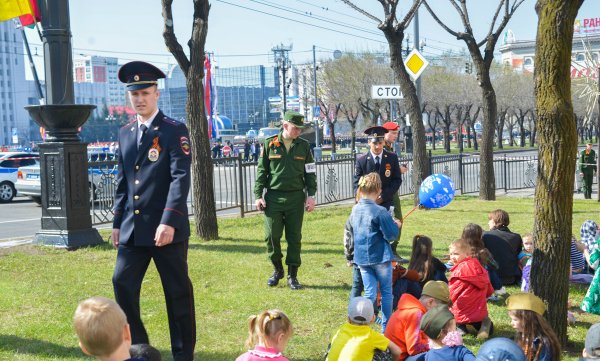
[159,64,281,135]
[74,55,124,106]
[499,33,600,76]
[0,22,28,146]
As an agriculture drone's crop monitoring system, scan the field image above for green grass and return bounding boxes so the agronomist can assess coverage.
[0,196,599,360]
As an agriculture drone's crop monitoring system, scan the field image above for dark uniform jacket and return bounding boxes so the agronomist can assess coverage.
[580,148,597,173]
[254,130,317,198]
[113,110,191,246]
[353,149,401,209]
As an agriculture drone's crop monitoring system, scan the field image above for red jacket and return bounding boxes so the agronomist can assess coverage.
[449,257,494,324]
[384,294,429,361]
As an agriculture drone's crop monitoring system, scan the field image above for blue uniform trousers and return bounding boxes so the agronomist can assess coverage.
[113,241,195,361]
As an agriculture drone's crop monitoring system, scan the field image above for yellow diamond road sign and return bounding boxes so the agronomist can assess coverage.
[404,49,429,80]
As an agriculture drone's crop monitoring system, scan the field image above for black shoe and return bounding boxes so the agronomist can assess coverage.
[267,260,284,287]
[287,266,302,290]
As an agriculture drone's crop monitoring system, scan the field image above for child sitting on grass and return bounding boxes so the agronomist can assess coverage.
[506,293,561,361]
[581,323,600,360]
[73,296,144,361]
[448,238,494,340]
[326,296,401,361]
[461,223,501,292]
[518,233,534,270]
[420,305,476,361]
[349,172,401,332]
[408,234,448,287]
[236,309,293,361]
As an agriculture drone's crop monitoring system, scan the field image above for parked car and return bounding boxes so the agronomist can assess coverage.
[15,150,117,205]
[0,152,39,202]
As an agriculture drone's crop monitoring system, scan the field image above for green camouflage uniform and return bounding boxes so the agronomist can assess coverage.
[580,148,597,199]
[255,130,317,266]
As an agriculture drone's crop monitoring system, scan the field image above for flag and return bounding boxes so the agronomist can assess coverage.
[0,0,33,22]
[203,54,218,139]
[18,0,40,28]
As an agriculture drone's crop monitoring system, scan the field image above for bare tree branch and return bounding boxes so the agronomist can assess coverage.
[422,0,460,38]
[161,0,190,74]
[339,0,382,23]
[398,0,423,30]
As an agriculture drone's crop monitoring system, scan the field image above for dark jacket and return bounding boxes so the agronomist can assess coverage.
[483,226,522,285]
[113,111,191,246]
[353,149,402,210]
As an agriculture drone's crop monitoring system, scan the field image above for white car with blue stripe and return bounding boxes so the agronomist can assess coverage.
[0,152,39,202]
[15,151,117,204]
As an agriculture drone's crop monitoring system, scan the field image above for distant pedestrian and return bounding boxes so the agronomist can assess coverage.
[580,142,597,199]
[244,140,251,162]
[253,140,260,162]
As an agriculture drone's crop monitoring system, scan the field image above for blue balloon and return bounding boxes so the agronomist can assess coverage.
[419,174,455,209]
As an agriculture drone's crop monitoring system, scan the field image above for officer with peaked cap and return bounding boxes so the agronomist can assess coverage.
[254,110,317,290]
[112,61,196,361]
[354,126,402,212]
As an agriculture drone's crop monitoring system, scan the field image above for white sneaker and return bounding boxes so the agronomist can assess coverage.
[494,287,507,296]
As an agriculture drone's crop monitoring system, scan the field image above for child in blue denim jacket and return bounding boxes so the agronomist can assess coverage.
[349,172,401,332]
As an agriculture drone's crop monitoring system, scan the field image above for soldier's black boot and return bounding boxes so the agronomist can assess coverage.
[287,266,302,290]
[267,260,284,287]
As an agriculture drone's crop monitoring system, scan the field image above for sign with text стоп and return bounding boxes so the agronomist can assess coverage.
[371,85,404,99]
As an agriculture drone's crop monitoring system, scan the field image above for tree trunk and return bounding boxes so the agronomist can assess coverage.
[162,0,218,240]
[530,0,582,346]
[330,121,337,154]
[478,70,497,200]
[383,28,428,205]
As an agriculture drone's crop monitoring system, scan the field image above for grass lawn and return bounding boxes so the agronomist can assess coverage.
[0,196,599,360]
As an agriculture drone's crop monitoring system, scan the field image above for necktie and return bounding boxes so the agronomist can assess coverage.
[374,156,380,172]
[138,124,148,148]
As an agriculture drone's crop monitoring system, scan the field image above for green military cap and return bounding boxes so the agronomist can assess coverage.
[283,111,307,128]
[506,293,546,316]
[420,304,454,340]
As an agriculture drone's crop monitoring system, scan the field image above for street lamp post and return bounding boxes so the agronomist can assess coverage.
[312,45,322,160]
[25,0,102,248]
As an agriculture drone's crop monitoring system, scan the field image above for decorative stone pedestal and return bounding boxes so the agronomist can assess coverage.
[26,105,103,249]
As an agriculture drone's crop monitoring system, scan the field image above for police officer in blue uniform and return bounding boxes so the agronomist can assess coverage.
[353,126,402,210]
[111,61,195,361]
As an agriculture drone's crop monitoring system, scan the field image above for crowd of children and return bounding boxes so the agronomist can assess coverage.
[71,173,600,360]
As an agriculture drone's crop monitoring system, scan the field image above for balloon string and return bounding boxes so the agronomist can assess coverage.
[401,204,420,223]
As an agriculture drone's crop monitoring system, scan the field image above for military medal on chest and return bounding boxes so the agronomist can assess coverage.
[148,136,161,162]
[385,163,391,177]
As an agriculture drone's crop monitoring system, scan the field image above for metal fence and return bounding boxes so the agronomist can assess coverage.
[88,152,592,225]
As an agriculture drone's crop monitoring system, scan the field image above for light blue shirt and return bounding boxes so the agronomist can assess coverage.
[349,198,398,266]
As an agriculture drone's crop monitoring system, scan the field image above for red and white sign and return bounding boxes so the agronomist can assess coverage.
[574,18,600,35]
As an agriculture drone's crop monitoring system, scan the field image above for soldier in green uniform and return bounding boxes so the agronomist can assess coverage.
[580,142,597,199]
[382,122,408,261]
[254,111,317,290]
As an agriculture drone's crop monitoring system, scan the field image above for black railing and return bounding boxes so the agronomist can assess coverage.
[88,153,593,225]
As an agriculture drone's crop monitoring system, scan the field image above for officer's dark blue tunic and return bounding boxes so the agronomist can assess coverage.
[112,110,195,361]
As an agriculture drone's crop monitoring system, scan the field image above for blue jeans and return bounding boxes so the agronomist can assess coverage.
[350,264,364,299]
[359,262,393,332]
[487,267,502,290]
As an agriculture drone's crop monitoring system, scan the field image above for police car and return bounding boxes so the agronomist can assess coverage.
[15,150,117,204]
[0,152,39,203]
